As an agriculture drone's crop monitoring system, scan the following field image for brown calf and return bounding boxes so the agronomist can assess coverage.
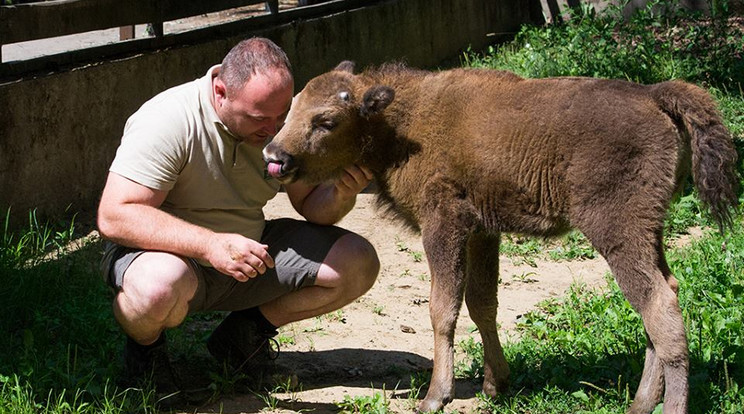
[263,62,739,413]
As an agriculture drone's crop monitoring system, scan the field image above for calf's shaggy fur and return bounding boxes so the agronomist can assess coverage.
[263,62,739,413]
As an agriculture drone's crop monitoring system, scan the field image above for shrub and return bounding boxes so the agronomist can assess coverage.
[464,0,744,89]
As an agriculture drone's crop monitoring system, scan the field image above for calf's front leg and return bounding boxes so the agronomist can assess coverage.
[417,217,473,412]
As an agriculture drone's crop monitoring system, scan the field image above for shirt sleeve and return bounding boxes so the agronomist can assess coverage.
[109,104,189,192]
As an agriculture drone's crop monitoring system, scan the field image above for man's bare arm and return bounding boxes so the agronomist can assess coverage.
[97,172,273,281]
[285,165,373,225]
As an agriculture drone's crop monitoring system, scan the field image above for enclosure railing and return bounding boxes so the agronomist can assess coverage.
[0,0,278,49]
[0,0,350,80]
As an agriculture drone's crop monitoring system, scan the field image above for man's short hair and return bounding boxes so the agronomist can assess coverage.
[219,37,293,96]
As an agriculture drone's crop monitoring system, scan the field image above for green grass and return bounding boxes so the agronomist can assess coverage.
[464,0,744,88]
[0,209,159,412]
[500,230,597,267]
[336,387,391,413]
[454,221,744,414]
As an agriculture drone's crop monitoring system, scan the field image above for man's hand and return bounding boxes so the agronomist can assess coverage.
[206,233,275,282]
[284,164,373,226]
[334,165,374,199]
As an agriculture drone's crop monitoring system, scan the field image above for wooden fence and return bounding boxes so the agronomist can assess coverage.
[0,0,347,80]
[0,0,276,49]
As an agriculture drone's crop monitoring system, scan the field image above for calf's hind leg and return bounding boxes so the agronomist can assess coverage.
[585,229,688,414]
[630,242,683,414]
[465,232,509,397]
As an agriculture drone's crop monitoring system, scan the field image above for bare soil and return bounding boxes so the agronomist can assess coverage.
[181,192,612,414]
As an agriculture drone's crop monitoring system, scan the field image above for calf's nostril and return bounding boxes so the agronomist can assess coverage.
[262,143,279,162]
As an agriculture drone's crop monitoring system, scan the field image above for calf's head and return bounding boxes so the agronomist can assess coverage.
[263,61,394,184]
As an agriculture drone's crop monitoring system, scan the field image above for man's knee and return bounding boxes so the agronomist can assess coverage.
[357,237,380,293]
[118,252,197,322]
[335,233,380,297]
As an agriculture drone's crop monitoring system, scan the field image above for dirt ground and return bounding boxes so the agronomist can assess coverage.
[182,192,612,414]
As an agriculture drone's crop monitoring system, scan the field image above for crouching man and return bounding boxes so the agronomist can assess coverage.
[97,37,379,401]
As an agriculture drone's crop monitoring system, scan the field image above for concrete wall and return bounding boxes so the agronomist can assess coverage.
[0,0,542,225]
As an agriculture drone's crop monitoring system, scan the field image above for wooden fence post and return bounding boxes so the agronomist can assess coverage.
[267,0,279,14]
[151,22,164,37]
[119,25,135,40]
[544,0,563,23]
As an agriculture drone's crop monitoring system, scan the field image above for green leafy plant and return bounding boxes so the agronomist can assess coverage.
[276,333,296,346]
[1,208,77,269]
[500,235,542,267]
[547,231,597,261]
[254,376,301,412]
[395,237,424,262]
[501,231,597,265]
[372,304,385,315]
[511,271,538,284]
[456,336,485,380]
[404,372,429,411]
[336,388,391,413]
[316,309,347,325]
[464,0,744,89]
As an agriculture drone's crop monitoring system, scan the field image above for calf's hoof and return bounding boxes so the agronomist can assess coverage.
[482,375,509,398]
[417,395,450,413]
[482,382,502,398]
[626,399,660,414]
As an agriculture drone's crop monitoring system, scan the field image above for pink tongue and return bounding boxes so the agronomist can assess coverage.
[267,162,283,177]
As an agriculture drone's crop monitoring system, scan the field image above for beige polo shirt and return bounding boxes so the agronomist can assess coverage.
[110,65,281,244]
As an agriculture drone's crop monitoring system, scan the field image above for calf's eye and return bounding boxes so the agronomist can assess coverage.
[311,116,336,132]
[315,121,336,132]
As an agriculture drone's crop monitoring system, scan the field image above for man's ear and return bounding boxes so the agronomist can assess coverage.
[334,61,356,74]
[213,76,229,105]
[360,85,395,118]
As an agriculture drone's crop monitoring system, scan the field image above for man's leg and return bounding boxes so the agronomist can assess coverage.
[206,224,380,379]
[113,251,198,345]
[103,249,200,402]
[259,232,379,326]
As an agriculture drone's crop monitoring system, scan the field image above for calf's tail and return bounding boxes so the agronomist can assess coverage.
[652,80,740,231]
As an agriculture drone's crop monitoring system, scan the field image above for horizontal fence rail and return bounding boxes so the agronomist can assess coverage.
[0,0,357,81]
[0,0,277,45]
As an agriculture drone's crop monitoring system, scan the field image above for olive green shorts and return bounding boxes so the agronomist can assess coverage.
[101,218,350,312]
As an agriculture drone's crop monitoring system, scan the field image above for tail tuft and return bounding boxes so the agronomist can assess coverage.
[653,81,740,232]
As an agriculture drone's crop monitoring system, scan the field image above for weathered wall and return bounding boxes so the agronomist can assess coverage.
[0,0,542,225]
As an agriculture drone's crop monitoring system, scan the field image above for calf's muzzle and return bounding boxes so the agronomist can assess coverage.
[262,142,297,181]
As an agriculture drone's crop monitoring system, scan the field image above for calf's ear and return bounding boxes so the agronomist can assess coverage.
[360,85,395,118]
[334,61,356,73]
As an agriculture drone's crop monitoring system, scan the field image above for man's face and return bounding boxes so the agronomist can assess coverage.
[213,71,294,147]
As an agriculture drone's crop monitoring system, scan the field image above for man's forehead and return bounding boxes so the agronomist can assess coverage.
[235,75,293,114]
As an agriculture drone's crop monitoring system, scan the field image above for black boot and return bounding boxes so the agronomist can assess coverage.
[122,332,182,406]
[207,308,279,386]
